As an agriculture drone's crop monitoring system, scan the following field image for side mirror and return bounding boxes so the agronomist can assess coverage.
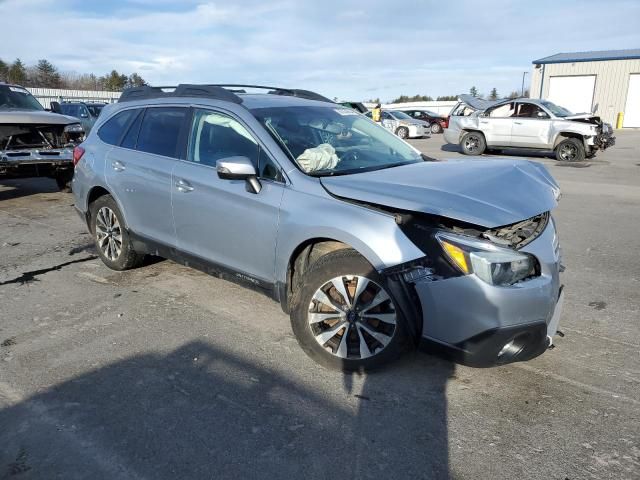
[216,156,261,193]
[537,111,548,119]
[50,101,62,114]
[80,112,89,118]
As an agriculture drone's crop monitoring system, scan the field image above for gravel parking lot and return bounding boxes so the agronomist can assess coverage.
[1,132,639,479]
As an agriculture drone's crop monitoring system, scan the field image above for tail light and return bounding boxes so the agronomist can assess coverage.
[444,116,450,129]
[73,146,85,167]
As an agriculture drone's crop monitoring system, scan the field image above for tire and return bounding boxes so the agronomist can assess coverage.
[430,122,443,134]
[290,249,408,371]
[460,131,486,155]
[55,173,73,192]
[89,194,143,271]
[395,126,409,139]
[555,138,585,162]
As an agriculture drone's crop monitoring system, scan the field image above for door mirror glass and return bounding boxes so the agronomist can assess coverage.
[537,111,549,119]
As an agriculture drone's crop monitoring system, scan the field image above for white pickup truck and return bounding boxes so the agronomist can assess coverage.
[444,97,615,161]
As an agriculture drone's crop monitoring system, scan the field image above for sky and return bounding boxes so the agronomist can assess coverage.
[1,0,639,101]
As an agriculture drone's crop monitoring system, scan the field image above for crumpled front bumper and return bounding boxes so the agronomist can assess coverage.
[1,148,74,179]
[407,219,563,367]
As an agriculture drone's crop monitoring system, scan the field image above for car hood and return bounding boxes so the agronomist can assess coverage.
[320,159,560,228]
[0,110,79,125]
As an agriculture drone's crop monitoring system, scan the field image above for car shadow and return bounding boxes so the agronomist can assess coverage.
[0,178,62,202]
[0,341,455,479]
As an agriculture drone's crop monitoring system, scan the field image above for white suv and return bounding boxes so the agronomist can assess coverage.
[444,98,615,161]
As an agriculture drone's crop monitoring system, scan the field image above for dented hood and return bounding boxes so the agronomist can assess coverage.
[0,110,79,125]
[321,159,560,228]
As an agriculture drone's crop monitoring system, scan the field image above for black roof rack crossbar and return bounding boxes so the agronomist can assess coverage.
[118,84,243,104]
[207,84,335,104]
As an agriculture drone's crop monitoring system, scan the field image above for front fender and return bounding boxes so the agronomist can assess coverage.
[275,188,424,284]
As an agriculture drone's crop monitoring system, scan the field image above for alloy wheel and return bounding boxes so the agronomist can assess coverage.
[308,275,397,360]
[95,206,123,261]
[559,143,578,161]
[464,134,481,153]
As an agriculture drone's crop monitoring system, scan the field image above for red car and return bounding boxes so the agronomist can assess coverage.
[393,109,447,134]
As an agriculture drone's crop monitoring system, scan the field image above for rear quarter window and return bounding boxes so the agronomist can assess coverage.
[97,109,138,145]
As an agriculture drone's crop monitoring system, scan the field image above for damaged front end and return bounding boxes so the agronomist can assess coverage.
[0,123,83,181]
[383,210,563,367]
[565,114,616,152]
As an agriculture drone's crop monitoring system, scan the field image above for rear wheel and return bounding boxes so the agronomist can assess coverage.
[555,138,585,162]
[430,122,443,134]
[460,131,486,155]
[89,195,143,271]
[396,126,409,139]
[290,249,407,371]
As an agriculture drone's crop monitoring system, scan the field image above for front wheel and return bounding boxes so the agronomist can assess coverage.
[460,131,486,155]
[395,126,409,139]
[430,122,443,134]
[89,195,143,271]
[555,138,585,162]
[290,249,408,371]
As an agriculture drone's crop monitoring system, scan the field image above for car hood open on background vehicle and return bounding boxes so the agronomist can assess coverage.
[321,159,560,228]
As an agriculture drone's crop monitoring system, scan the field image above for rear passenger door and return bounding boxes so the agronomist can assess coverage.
[171,108,285,284]
[104,106,189,247]
[479,102,516,145]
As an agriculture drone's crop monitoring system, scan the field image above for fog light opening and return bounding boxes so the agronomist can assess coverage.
[497,336,527,362]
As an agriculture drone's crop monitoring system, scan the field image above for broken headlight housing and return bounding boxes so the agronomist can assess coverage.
[436,232,537,286]
[64,123,84,134]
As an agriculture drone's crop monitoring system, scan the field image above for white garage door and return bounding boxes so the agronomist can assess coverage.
[548,75,596,114]
[623,74,640,128]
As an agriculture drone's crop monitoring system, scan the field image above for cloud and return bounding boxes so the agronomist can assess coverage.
[1,0,639,100]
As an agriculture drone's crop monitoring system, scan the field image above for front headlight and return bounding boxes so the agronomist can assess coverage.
[436,233,537,286]
[64,123,84,133]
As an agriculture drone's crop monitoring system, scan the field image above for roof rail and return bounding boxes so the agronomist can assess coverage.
[208,84,335,104]
[118,84,243,104]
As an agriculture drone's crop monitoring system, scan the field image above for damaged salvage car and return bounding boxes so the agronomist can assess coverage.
[444,97,615,161]
[1,83,84,190]
[73,84,565,370]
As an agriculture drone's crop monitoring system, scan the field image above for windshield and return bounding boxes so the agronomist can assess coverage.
[540,100,574,117]
[0,86,44,111]
[251,105,422,176]
[388,111,413,120]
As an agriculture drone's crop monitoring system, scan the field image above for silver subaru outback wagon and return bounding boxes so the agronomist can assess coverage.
[72,84,564,371]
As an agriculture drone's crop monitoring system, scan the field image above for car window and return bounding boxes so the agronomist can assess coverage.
[120,109,144,149]
[258,148,282,182]
[97,109,139,145]
[61,104,82,117]
[382,111,392,120]
[487,102,516,118]
[516,103,548,118]
[136,107,188,158]
[188,109,259,168]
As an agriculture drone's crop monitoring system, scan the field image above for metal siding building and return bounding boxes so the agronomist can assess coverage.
[529,49,640,128]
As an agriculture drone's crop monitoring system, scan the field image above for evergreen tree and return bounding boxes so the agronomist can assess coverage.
[0,59,8,81]
[489,88,498,100]
[7,58,27,85]
[469,86,479,97]
[126,72,147,88]
[35,59,61,87]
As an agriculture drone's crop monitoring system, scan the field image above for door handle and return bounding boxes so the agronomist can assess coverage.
[175,179,194,193]
[514,121,522,125]
[480,121,489,124]
[111,160,125,172]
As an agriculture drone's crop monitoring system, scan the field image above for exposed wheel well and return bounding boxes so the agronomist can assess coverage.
[87,186,111,206]
[283,239,352,313]
[460,129,485,141]
[554,132,585,149]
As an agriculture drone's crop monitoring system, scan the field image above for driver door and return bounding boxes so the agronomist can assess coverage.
[171,108,285,283]
[510,102,553,148]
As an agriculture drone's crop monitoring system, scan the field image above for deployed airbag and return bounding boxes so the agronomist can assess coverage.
[297,143,339,172]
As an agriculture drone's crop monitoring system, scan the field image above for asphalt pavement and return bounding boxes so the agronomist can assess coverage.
[1,131,638,479]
